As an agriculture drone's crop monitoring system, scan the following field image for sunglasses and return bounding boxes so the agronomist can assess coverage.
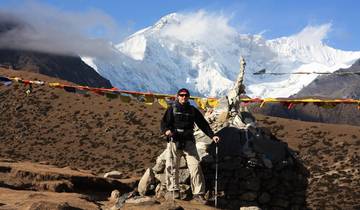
[178,94,189,97]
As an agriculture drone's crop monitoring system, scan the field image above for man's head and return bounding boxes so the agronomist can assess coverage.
[177,88,190,105]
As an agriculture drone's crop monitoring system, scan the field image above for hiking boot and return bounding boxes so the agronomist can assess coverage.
[192,194,208,205]
[164,190,180,200]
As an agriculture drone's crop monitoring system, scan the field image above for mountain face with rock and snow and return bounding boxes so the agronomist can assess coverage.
[255,59,360,126]
[82,12,360,98]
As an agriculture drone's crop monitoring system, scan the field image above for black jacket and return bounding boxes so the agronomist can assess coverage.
[161,101,215,139]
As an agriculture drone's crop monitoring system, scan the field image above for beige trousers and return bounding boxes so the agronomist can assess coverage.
[165,140,205,195]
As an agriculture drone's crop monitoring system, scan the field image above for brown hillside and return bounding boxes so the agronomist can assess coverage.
[0,67,166,177]
[1,67,360,209]
[255,114,360,209]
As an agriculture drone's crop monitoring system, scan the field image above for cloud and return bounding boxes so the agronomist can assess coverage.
[0,1,124,58]
[293,23,332,45]
[160,10,237,47]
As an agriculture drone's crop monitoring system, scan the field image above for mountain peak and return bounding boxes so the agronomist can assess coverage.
[152,13,181,31]
[82,13,360,98]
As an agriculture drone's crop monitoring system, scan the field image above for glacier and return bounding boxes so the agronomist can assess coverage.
[81,12,360,98]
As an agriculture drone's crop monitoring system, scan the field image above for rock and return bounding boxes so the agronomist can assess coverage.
[217,111,229,124]
[291,196,305,204]
[110,190,120,201]
[196,142,209,160]
[125,196,158,205]
[112,192,131,209]
[153,150,187,171]
[235,167,254,179]
[241,178,260,191]
[153,150,166,173]
[240,206,262,210]
[110,205,119,210]
[289,205,303,210]
[262,156,273,168]
[271,198,290,208]
[179,168,190,184]
[104,171,123,179]
[36,180,74,192]
[138,168,155,196]
[179,156,187,169]
[179,184,191,200]
[158,201,184,210]
[258,192,271,204]
[155,173,165,183]
[155,183,167,199]
[28,201,72,210]
[239,192,257,201]
[154,168,189,185]
[263,178,279,190]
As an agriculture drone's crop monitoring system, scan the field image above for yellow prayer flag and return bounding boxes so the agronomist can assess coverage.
[49,82,60,87]
[207,98,219,108]
[158,98,169,109]
[194,98,207,110]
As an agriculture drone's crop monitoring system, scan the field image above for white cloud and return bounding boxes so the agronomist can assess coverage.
[0,1,125,58]
[160,10,237,47]
[293,23,332,45]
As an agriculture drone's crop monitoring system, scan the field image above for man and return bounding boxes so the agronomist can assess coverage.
[161,88,220,204]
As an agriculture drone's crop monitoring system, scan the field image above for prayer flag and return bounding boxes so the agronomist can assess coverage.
[157,98,169,109]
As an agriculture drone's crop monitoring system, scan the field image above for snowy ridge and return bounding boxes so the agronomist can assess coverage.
[81,12,360,98]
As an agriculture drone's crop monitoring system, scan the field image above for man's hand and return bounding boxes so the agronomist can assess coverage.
[165,130,173,137]
[212,135,220,143]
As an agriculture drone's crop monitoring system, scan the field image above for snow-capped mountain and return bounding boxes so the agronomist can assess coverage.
[82,12,360,98]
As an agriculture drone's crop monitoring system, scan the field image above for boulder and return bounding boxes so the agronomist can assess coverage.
[153,150,166,173]
[110,190,120,201]
[125,196,158,205]
[138,168,155,196]
[28,201,73,210]
[239,192,258,201]
[239,207,262,210]
[258,192,271,204]
[155,168,189,184]
[104,171,123,179]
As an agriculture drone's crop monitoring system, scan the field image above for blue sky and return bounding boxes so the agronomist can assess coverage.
[0,0,359,51]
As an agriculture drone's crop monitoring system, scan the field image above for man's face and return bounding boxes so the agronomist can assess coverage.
[177,92,189,104]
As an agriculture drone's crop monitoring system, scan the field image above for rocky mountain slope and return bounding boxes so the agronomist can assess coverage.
[295,59,360,98]
[0,68,359,209]
[0,49,112,88]
[256,59,360,126]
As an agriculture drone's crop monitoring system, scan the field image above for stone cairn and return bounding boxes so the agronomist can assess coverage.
[138,57,309,210]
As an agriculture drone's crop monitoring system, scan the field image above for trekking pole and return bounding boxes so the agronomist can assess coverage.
[243,123,252,154]
[244,128,249,149]
[170,137,175,202]
[215,142,218,208]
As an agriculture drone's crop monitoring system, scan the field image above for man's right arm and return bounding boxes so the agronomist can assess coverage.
[160,107,173,135]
